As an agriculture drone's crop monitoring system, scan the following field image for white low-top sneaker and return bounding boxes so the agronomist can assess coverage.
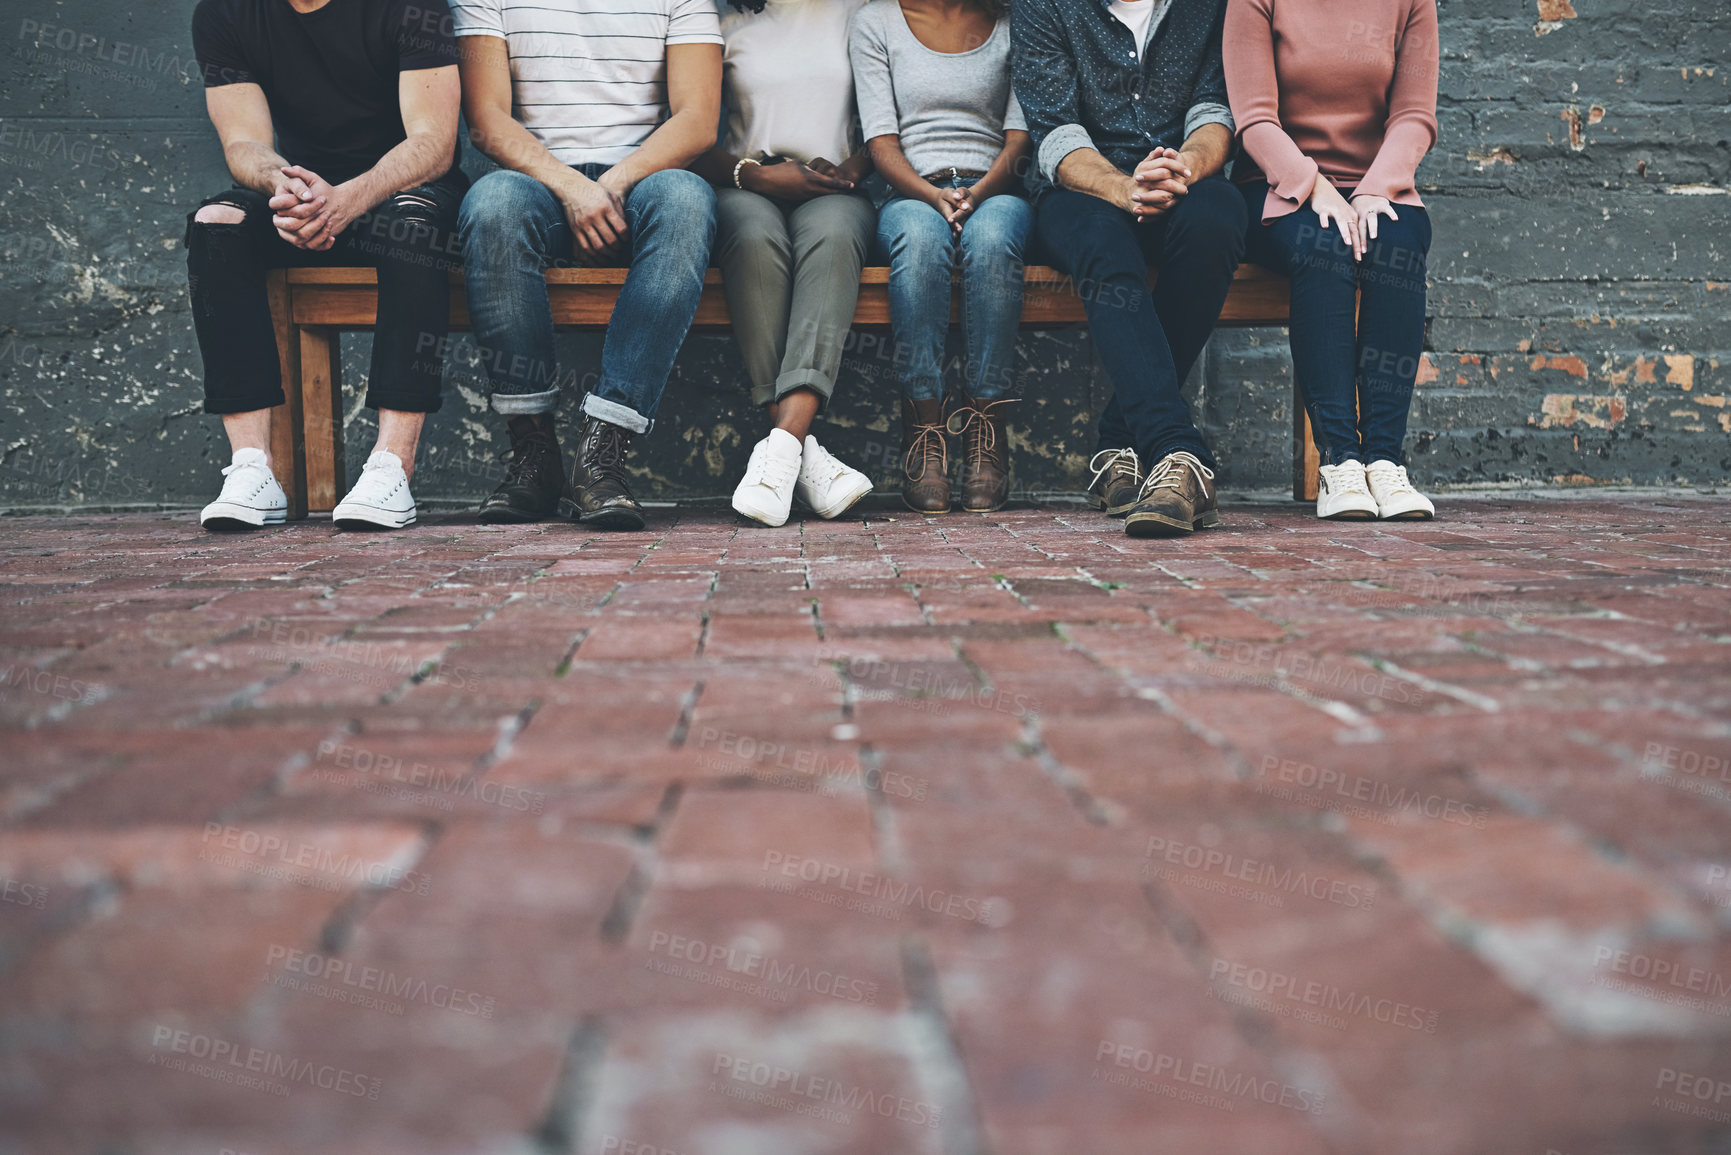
[201,447,288,531]
[731,428,803,527]
[332,450,417,530]
[1366,459,1436,520]
[796,435,873,519]
[1316,460,1379,520]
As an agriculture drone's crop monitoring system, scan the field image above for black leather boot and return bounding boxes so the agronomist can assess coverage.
[479,415,564,523]
[560,416,646,530]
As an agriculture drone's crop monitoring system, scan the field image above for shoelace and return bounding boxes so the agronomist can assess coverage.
[500,430,556,487]
[1088,447,1142,492]
[351,457,405,500]
[947,399,1016,475]
[904,422,948,483]
[586,423,630,488]
[1323,463,1373,496]
[1137,451,1214,501]
[221,458,272,496]
[1364,460,1415,495]
[751,444,801,490]
[803,441,848,482]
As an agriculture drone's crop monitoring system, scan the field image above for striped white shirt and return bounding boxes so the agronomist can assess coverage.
[450,0,723,167]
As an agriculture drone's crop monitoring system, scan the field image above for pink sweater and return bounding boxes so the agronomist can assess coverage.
[1224,0,1439,223]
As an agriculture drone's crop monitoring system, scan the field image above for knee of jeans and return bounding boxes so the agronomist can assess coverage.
[1365,218,1431,277]
[1176,181,1249,251]
[194,202,248,226]
[459,171,547,244]
[882,215,954,270]
[386,189,446,227]
[959,207,1030,262]
[632,170,716,237]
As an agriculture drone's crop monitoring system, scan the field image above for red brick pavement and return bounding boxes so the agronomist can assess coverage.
[3,498,1731,1154]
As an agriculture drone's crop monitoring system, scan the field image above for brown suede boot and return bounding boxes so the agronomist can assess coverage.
[948,393,1016,513]
[899,397,951,513]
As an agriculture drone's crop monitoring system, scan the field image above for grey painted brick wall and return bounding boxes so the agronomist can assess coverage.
[0,0,1726,509]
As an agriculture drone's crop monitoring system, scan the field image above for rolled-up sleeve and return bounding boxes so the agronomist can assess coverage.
[1185,101,1234,140]
[1012,0,1090,181]
[1037,124,1097,183]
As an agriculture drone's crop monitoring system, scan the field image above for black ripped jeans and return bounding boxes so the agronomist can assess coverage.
[185,172,468,415]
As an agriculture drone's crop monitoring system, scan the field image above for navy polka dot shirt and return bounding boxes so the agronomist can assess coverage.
[1011,0,1233,201]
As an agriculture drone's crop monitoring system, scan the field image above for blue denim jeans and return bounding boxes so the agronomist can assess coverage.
[875,181,1033,402]
[1239,180,1431,465]
[456,165,717,431]
[1032,176,1246,468]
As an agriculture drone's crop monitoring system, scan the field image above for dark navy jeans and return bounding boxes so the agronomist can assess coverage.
[1239,180,1432,466]
[1032,175,1246,467]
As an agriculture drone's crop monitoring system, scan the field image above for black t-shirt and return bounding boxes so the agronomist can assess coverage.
[193,0,461,186]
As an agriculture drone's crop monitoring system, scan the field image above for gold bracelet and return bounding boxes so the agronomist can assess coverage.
[732,156,761,190]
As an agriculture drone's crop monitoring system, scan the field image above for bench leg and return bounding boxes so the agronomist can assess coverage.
[266,270,309,519]
[1293,385,1320,502]
[298,327,344,513]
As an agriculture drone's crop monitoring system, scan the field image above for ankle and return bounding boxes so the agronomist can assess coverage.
[508,414,554,438]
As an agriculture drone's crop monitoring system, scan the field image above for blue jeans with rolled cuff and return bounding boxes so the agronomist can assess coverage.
[1032,175,1246,469]
[874,178,1033,403]
[456,165,717,432]
[1238,179,1431,466]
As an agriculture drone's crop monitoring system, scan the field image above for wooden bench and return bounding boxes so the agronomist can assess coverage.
[263,264,1320,518]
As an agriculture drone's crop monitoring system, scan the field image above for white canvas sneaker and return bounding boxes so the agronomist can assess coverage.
[731,428,803,527]
[1316,460,1379,520]
[796,436,873,519]
[1366,460,1436,520]
[332,450,417,530]
[200,447,288,531]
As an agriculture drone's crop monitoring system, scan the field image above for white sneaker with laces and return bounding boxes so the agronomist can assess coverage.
[731,428,803,527]
[201,447,288,531]
[1316,460,1379,520]
[332,450,417,530]
[796,435,873,519]
[1365,459,1435,520]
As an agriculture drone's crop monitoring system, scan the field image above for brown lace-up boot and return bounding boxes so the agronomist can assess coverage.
[947,392,1016,513]
[899,397,951,513]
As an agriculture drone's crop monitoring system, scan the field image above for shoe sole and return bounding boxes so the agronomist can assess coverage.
[201,505,287,532]
[804,480,874,520]
[1381,509,1434,520]
[1102,497,1138,518]
[1124,512,1194,538]
[478,503,554,525]
[901,498,951,514]
[961,499,1009,513]
[733,503,791,528]
[573,507,646,531]
[1319,510,1377,521]
[333,511,417,531]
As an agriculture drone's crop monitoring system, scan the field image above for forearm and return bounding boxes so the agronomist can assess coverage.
[343,130,454,213]
[1056,147,1131,206]
[1177,123,1232,181]
[225,140,291,196]
[602,109,716,195]
[692,145,742,189]
[468,110,583,197]
[969,131,1031,202]
[867,137,941,207]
